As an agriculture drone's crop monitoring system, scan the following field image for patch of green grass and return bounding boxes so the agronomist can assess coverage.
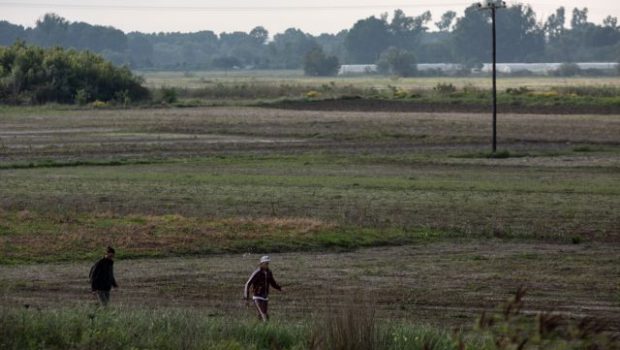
[0,210,451,264]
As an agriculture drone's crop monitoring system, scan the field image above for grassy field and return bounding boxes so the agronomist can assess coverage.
[140,70,620,90]
[0,107,618,264]
[1,85,619,348]
[138,71,620,113]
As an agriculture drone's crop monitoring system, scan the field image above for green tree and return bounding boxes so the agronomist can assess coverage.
[345,16,392,63]
[303,47,339,76]
[436,11,457,32]
[389,10,431,51]
[31,13,69,47]
[453,4,544,64]
[603,16,618,29]
[496,4,545,61]
[377,47,417,77]
[128,36,154,68]
[571,8,589,30]
[315,30,348,63]
[0,21,26,46]
[249,26,269,45]
[268,28,319,69]
[544,7,566,41]
[452,5,490,65]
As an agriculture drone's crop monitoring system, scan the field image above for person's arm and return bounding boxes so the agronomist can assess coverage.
[89,260,100,291]
[111,265,118,288]
[269,272,282,291]
[244,269,259,300]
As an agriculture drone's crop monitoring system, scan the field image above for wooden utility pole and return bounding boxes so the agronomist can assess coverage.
[477,0,506,153]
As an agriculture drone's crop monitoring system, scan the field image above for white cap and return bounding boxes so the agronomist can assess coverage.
[259,256,271,264]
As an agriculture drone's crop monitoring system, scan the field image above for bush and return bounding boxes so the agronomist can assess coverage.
[377,47,417,77]
[505,86,532,95]
[157,87,179,104]
[433,83,457,95]
[467,287,618,349]
[553,62,582,77]
[91,100,108,108]
[74,88,89,105]
[0,42,149,105]
[303,47,340,77]
[306,90,321,98]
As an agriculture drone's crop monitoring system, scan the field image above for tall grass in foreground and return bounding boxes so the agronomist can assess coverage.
[1,290,617,349]
[0,306,463,350]
[308,303,459,350]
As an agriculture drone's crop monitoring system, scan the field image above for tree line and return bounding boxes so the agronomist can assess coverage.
[0,6,618,75]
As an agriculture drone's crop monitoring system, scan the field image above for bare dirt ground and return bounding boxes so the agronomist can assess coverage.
[1,242,619,330]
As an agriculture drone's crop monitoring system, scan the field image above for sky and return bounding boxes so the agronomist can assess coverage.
[0,0,619,35]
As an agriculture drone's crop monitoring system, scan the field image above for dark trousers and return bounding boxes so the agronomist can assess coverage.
[94,290,110,306]
[253,299,269,321]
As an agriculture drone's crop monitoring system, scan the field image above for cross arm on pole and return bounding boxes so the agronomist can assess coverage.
[477,0,506,10]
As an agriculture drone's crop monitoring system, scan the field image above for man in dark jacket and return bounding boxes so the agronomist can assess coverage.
[89,246,118,306]
[243,255,282,321]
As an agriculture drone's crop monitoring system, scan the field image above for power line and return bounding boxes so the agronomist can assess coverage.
[0,1,471,12]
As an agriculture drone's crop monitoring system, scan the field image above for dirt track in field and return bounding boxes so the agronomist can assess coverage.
[2,242,619,330]
[266,99,620,115]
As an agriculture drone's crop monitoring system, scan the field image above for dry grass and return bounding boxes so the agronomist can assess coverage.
[0,212,342,263]
[139,70,620,91]
[309,302,378,350]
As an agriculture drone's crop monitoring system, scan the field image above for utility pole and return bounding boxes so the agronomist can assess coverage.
[477,0,506,153]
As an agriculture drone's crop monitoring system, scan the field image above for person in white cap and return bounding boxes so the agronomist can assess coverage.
[243,255,283,321]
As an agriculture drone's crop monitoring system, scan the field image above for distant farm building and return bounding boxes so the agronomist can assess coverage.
[478,62,618,74]
[417,63,462,73]
[338,65,377,75]
[338,62,618,75]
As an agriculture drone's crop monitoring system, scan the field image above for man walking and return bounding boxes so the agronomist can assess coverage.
[89,246,118,306]
[243,255,282,321]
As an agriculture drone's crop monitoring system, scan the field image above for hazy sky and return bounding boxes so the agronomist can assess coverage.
[1,0,619,35]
